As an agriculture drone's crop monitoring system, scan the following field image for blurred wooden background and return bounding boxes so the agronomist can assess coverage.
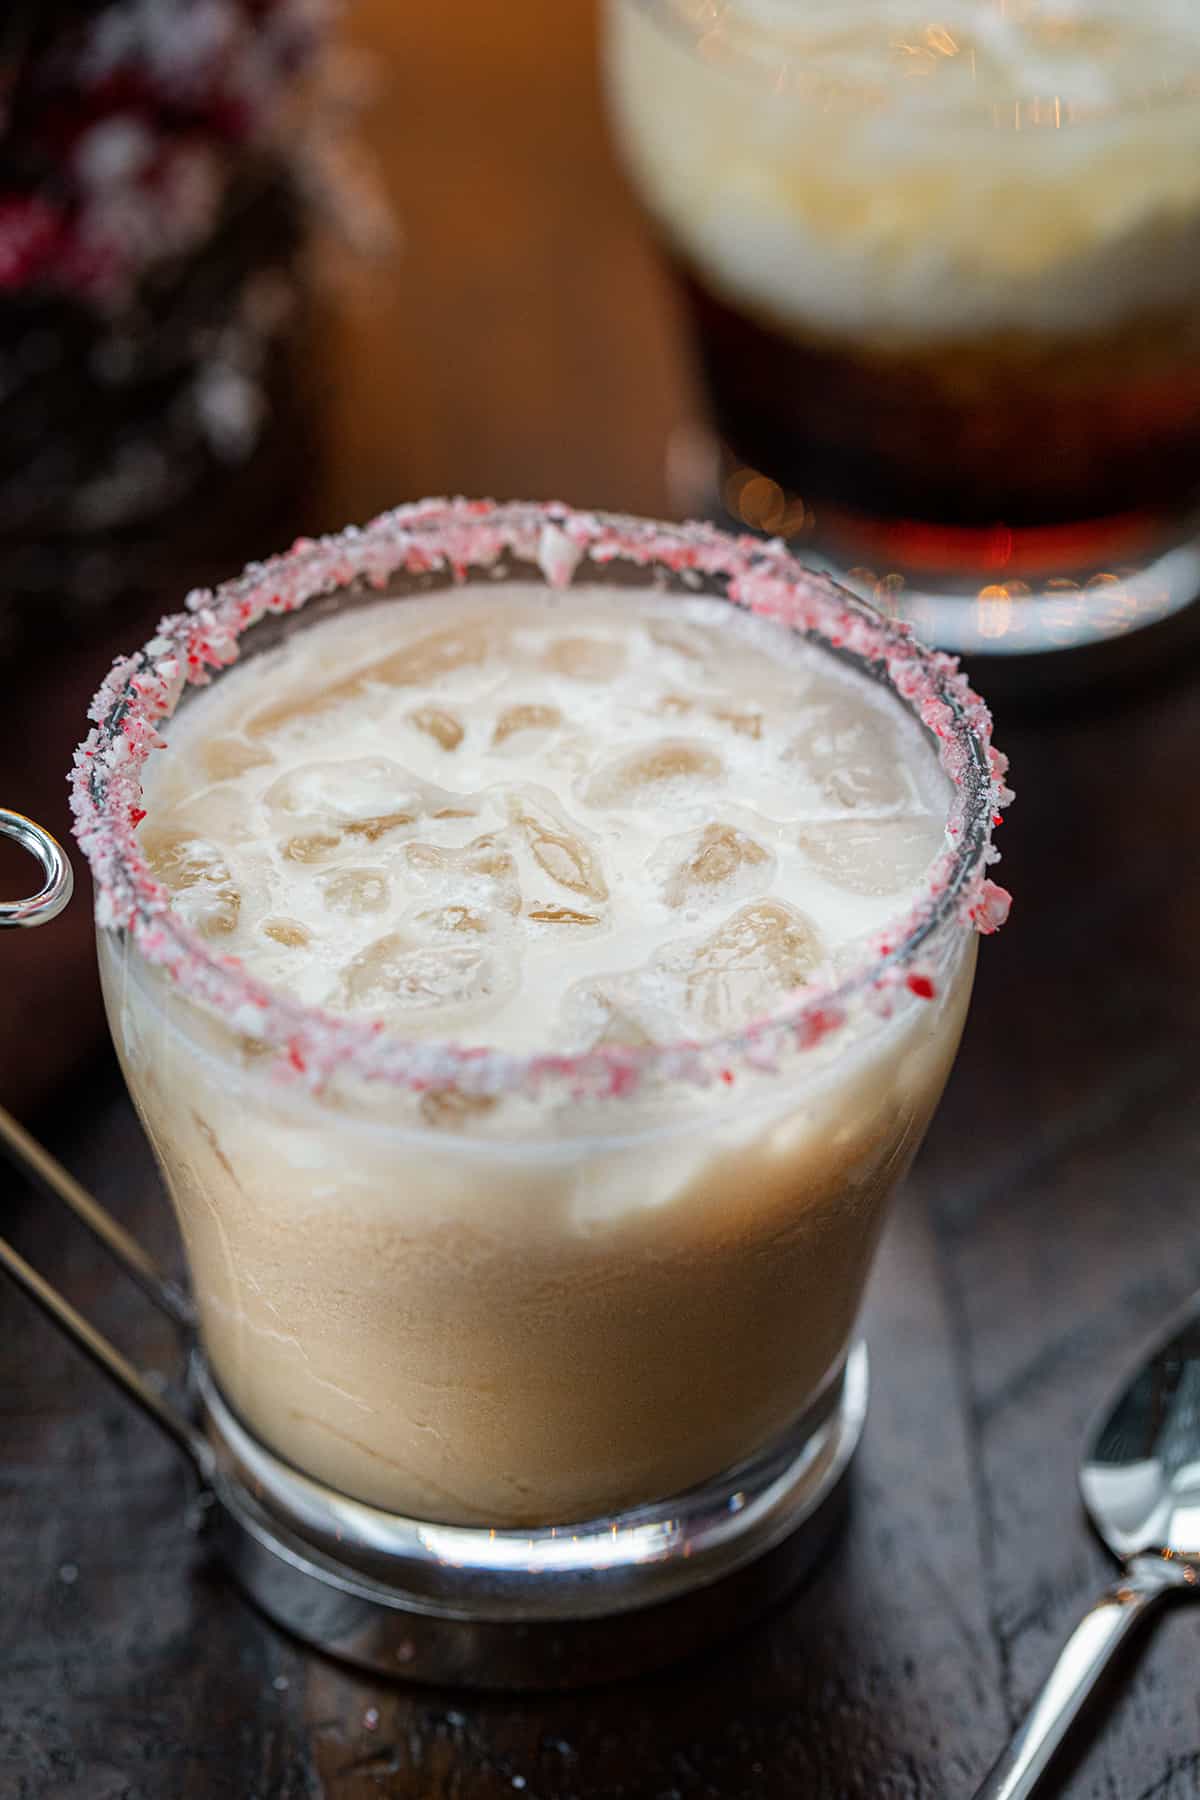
[320,0,690,526]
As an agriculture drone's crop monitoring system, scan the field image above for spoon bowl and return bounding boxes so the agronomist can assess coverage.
[1082,1302,1200,1564]
[973,1295,1200,1800]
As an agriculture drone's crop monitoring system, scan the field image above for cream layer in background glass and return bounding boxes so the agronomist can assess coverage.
[100,584,975,1526]
[607,0,1200,346]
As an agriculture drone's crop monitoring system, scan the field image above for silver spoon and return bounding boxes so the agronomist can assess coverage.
[973,1297,1200,1799]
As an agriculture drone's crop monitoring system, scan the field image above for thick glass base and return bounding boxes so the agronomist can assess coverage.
[809,535,1200,701]
[671,430,1200,681]
[810,530,1200,661]
[192,1344,868,1689]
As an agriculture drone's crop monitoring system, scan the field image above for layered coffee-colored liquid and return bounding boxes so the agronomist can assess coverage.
[677,265,1200,548]
[103,584,974,1524]
[608,0,1200,582]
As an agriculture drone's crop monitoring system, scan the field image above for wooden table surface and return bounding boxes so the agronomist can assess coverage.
[4,4,1200,1796]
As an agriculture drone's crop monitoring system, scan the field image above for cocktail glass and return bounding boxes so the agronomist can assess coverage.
[71,500,1010,1682]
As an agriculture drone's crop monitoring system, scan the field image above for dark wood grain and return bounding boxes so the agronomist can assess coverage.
[4,3,1200,1796]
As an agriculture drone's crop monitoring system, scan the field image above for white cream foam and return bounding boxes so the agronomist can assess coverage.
[607,0,1200,342]
[141,584,950,1055]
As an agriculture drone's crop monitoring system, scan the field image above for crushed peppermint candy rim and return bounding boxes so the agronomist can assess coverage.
[70,499,1012,1099]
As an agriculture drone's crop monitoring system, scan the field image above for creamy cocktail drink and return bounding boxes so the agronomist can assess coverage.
[607,0,1200,652]
[76,503,1009,1534]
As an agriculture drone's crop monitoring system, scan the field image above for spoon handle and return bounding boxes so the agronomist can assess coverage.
[971,1555,1184,1800]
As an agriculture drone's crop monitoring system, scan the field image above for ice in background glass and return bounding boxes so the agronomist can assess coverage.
[73,502,1009,1543]
[606,0,1200,657]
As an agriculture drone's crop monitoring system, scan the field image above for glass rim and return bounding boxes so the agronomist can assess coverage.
[70,498,1012,1101]
[629,0,1200,129]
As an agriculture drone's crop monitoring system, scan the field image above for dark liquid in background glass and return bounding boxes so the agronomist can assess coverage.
[678,260,1200,559]
[607,0,1200,664]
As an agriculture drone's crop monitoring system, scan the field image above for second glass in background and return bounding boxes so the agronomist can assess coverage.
[606,0,1200,659]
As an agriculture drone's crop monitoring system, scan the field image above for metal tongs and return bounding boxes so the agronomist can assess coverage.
[0,807,213,1477]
